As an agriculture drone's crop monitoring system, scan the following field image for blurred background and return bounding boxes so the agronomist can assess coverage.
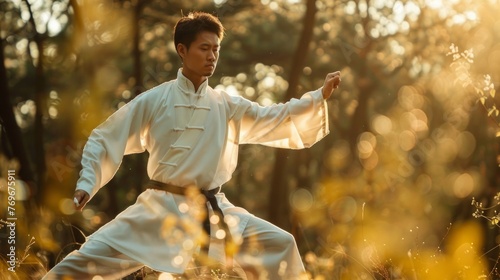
[0,0,499,279]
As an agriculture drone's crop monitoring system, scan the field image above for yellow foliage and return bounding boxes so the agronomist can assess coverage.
[410,221,488,279]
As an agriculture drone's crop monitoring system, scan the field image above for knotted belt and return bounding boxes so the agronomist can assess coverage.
[146,180,234,253]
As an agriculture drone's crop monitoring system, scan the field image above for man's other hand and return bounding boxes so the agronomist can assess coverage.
[73,189,90,211]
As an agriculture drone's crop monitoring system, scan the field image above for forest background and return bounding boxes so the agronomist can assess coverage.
[0,0,500,279]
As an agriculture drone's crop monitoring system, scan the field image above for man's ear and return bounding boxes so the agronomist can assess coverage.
[177,43,187,60]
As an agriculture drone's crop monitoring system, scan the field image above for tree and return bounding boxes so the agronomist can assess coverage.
[0,2,35,187]
[268,0,318,231]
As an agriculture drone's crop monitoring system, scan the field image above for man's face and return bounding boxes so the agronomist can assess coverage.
[178,31,220,81]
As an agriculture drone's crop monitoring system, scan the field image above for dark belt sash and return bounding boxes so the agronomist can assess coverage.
[146,180,234,253]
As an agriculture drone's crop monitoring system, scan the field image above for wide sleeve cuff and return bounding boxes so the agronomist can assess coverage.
[288,88,330,148]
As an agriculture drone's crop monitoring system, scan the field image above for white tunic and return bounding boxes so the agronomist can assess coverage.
[77,69,329,273]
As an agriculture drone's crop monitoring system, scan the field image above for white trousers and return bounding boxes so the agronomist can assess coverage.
[43,213,306,280]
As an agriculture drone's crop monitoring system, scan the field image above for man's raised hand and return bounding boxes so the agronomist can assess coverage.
[322,71,341,99]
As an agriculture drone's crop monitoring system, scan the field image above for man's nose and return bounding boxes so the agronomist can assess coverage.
[208,51,216,61]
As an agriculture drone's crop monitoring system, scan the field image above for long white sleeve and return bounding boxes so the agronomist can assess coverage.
[76,84,166,198]
[225,88,329,149]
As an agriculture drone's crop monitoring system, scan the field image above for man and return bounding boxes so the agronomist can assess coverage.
[43,11,340,279]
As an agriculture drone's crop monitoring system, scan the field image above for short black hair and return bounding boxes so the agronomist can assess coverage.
[173,12,224,50]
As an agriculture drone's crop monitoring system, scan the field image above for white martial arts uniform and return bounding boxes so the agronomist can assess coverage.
[43,69,329,279]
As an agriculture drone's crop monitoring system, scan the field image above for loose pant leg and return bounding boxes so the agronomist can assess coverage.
[42,239,144,280]
[235,215,307,280]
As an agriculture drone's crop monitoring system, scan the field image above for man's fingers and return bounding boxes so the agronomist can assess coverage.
[74,197,80,207]
[322,71,341,99]
[327,75,341,89]
[327,72,341,83]
[327,71,340,77]
[333,76,341,88]
[73,195,84,210]
[73,190,90,211]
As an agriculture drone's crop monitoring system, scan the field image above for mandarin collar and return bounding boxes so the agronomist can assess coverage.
[176,68,209,96]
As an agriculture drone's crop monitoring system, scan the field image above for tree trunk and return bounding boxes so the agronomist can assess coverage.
[268,0,317,230]
[130,0,149,196]
[25,0,48,202]
[0,40,35,185]
[132,1,145,97]
[0,36,38,262]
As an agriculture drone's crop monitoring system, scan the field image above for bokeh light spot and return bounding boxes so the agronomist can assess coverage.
[399,130,416,151]
[82,208,95,220]
[329,196,358,223]
[372,114,393,135]
[182,239,194,251]
[216,229,226,239]
[453,173,474,198]
[172,256,184,267]
[59,198,75,215]
[290,188,314,212]
[178,202,189,213]
[159,273,174,280]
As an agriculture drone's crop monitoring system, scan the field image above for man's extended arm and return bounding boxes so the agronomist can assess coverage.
[224,71,341,149]
[72,86,163,211]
